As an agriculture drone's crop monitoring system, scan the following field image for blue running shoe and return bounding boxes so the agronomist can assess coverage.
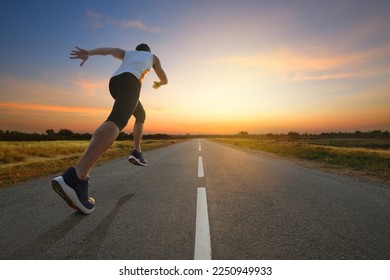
[128,149,147,167]
[51,167,95,214]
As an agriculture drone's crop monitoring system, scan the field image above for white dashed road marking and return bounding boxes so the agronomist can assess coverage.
[194,187,212,260]
[194,140,212,259]
[198,156,204,177]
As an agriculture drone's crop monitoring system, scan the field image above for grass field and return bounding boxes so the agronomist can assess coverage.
[0,140,179,188]
[212,137,390,184]
[2,137,389,187]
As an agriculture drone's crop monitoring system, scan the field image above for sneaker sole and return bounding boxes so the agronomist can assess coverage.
[128,156,147,167]
[51,176,95,215]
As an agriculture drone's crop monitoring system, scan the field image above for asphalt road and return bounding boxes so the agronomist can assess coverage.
[0,139,389,259]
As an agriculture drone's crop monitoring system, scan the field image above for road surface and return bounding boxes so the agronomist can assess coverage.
[0,139,389,259]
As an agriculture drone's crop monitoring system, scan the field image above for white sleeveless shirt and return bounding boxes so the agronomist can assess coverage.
[112,50,153,80]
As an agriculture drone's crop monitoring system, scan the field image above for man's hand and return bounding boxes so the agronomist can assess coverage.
[70,47,89,67]
[153,81,161,89]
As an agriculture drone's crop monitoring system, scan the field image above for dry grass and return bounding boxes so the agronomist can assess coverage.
[212,137,390,184]
[0,140,180,187]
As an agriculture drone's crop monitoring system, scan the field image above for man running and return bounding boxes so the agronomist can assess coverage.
[51,43,168,214]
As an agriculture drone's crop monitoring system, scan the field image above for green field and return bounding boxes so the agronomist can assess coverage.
[0,140,179,187]
[212,137,390,184]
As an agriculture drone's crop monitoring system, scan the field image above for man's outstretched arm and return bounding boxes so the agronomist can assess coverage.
[70,47,125,66]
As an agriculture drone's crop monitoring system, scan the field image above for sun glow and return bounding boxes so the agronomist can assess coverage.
[1,1,389,134]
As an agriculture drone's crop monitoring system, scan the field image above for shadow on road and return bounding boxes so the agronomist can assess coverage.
[7,193,135,259]
[8,212,85,259]
[65,193,135,259]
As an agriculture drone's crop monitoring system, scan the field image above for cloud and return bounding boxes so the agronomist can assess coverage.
[211,44,390,82]
[63,74,108,98]
[0,102,108,115]
[118,19,160,33]
[86,9,160,33]
[0,74,110,107]
[0,101,109,132]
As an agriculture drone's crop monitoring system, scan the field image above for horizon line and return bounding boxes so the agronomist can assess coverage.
[1,128,389,137]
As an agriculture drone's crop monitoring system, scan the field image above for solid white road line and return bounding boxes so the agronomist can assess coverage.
[194,187,212,260]
[198,156,204,177]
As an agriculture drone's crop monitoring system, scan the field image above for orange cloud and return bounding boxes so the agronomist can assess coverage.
[0,73,111,108]
[0,102,108,114]
[64,74,109,100]
[0,102,110,132]
[212,44,390,81]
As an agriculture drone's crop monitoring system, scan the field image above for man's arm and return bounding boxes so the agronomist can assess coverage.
[70,47,125,67]
[87,48,125,60]
[152,54,168,89]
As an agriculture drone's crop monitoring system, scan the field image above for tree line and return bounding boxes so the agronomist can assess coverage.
[0,128,389,141]
[237,130,390,139]
[0,129,172,141]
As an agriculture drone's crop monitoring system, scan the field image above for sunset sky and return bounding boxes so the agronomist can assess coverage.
[1,0,389,135]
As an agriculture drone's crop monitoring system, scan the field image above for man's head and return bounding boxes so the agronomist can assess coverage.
[135,43,151,52]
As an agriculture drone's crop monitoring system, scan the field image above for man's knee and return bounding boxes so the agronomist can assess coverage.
[134,109,146,124]
[106,114,130,131]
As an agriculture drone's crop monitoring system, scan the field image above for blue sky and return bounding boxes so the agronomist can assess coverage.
[1,0,389,134]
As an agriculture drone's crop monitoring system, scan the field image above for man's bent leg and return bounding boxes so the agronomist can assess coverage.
[75,121,119,179]
[132,101,146,153]
[133,122,144,152]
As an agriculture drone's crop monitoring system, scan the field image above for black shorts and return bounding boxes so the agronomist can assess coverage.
[107,72,146,131]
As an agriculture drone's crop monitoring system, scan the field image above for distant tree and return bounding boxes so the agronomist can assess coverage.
[238,131,249,137]
[381,131,390,138]
[58,128,74,139]
[370,130,382,138]
[287,131,300,139]
[46,129,55,136]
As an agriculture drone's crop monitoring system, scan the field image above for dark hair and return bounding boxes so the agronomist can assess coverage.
[135,43,151,52]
